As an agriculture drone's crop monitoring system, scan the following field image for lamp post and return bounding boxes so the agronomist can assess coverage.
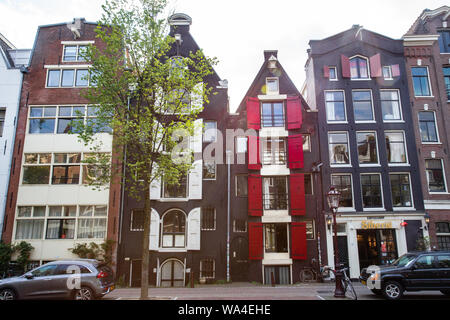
[327,186,345,298]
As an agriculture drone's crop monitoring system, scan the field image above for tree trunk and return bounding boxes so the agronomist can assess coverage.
[140,184,151,299]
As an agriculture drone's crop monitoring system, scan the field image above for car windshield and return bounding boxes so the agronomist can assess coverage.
[391,254,416,267]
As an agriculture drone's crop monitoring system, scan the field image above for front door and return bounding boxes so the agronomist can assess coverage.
[357,229,398,270]
[131,260,142,287]
[160,259,184,287]
[231,237,248,282]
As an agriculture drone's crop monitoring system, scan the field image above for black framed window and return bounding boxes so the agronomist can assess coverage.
[261,102,284,127]
[412,67,431,96]
[264,224,288,253]
[130,209,144,231]
[389,174,412,208]
[263,177,288,210]
[438,31,450,53]
[201,207,216,231]
[361,174,383,208]
[443,67,450,101]
[425,159,447,193]
[418,112,438,143]
[236,175,248,197]
[331,174,353,208]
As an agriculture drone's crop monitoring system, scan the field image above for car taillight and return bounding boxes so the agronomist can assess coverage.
[97,271,108,279]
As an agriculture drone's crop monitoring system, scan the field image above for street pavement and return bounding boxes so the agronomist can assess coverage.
[102,282,450,300]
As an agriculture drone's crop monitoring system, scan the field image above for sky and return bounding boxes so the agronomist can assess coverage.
[0,0,448,112]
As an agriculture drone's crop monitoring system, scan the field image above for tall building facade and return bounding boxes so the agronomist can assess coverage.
[304,26,426,278]
[116,14,230,287]
[0,33,31,238]
[403,6,450,251]
[228,50,325,285]
[1,19,121,267]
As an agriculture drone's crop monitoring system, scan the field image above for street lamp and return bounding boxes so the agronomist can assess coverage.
[327,186,345,298]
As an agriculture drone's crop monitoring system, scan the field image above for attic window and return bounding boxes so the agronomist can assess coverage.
[349,56,369,80]
[266,77,279,95]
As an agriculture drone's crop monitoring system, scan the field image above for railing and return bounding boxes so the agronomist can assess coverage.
[261,114,285,127]
[263,193,288,210]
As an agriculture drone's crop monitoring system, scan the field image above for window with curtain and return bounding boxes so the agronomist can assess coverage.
[357,132,378,165]
[77,205,107,239]
[328,132,350,165]
[381,90,402,121]
[350,56,369,79]
[385,132,407,164]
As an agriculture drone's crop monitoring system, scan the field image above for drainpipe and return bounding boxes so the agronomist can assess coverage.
[226,150,232,282]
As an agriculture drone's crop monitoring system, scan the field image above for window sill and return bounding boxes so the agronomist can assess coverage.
[158,198,189,202]
[421,142,442,145]
[354,120,376,124]
[157,248,188,253]
[337,208,356,213]
[388,163,410,167]
[414,96,434,98]
[359,164,381,167]
[393,207,415,211]
[362,208,386,212]
[330,164,352,168]
[326,121,348,125]
[350,78,372,81]
[383,120,404,123]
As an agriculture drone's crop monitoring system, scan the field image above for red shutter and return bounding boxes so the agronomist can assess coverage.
[391,64,400,77]
[248,174,263,216]
[341,55,351,78]
[286,96,303,130]
[369,54,382,78]
[246,97,261,130]
[288,134,304,169]
[290,174,306,216]
[291,222,307,260]
[248,135,261,170]
[324,65,330,78]
[248,222,263,260]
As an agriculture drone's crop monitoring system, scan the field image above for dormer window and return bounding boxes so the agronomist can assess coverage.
[350,56,369,80]
[266,78,279,95]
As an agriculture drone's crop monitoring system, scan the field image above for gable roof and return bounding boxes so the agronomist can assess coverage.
[0,32,16,68]
[404,6,450,36]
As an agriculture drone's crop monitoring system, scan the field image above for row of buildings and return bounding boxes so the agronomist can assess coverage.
[1,6,450,285]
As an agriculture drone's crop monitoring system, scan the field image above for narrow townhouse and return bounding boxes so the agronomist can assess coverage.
[0,33,31,238]
[228,50,324,284]
[304,25,426,279]
[403,6,450,251]
[117,14,230,287]
[1,19,121,268]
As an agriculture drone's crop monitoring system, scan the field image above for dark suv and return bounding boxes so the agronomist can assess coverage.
[360,251,450,300]
[0,259,114,300]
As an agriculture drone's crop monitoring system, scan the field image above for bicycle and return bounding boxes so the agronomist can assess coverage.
[299,267,318,282]
[323,265,357,300]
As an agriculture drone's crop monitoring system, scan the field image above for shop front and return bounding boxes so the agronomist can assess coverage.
[326,214,428,279]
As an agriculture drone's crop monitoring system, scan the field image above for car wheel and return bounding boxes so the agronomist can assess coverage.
[0,288,17,300]
[371,289,382,295]
[74,287,95,300]
[440,290,450,296]
[382,281,403,300]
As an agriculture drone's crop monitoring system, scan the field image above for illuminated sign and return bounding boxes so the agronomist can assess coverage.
[361,221,393,229]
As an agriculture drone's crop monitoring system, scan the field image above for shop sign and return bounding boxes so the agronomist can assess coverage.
[361,221,393,229]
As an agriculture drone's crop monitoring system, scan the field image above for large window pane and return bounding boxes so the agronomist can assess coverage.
[23,166,50,184]
[46,219,75,239]
[412,67,431,96]
[381,90,402,121]
[47,70,60,87]
[353,90,373,121]
[77,218,107,239]
[331,174,353,208]
[261,102,284,127]
[63,46,77,61]
[357,132,378,164]
[426,159,446,192]
[263,177,288,210]
[265,224,288,253]
[361,174,382,208]
[61,69,75,87]
[350,57,369,79]
[163,175,187,198]
[162,210,186,248]
[52,165,80,184]
[76,69,89,87]
[328,132,350,165]
[419,112,438,143]
[390,174,412,207]
[29,119,55,134]
[325,91,346,122]
[385,132,407,164]
[15,220,44,239]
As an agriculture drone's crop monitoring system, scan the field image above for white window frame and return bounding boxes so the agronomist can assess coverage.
[352,89,375,123]
[383,66,393,80]
[411,66,433,98]
[349,55,371,81]
[266,77,279,95]
[324,90,347,124]
[62,44,90,62]
[161,175,189,201]
[418,110,441,144]
[380,89,404,123]
[44,65,92,88]
[360,173,385,211]
[160,209,187,248]
[425,158,449,194]
[389,172,414,211]
[328,66,338,81]
[331,173,355,212]
[328,131,351,167]
[384,130,409,166]
[356,131,380,167]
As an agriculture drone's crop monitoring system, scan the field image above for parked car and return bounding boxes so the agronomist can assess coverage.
[360,251,450,300]
[0,259,114,300]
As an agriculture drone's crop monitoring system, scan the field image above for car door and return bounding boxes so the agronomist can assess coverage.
[408,255,440,289]
[436,254,450,288]
[20,264,59,299]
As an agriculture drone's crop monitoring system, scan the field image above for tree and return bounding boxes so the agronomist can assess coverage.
[76,0,216,299]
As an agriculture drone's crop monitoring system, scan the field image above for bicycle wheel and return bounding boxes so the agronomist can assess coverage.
[299,269,315,282]
[345,280,357,300]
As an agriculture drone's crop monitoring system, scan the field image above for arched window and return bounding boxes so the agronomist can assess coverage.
[349,56,369,79]
[162,210,186,248]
